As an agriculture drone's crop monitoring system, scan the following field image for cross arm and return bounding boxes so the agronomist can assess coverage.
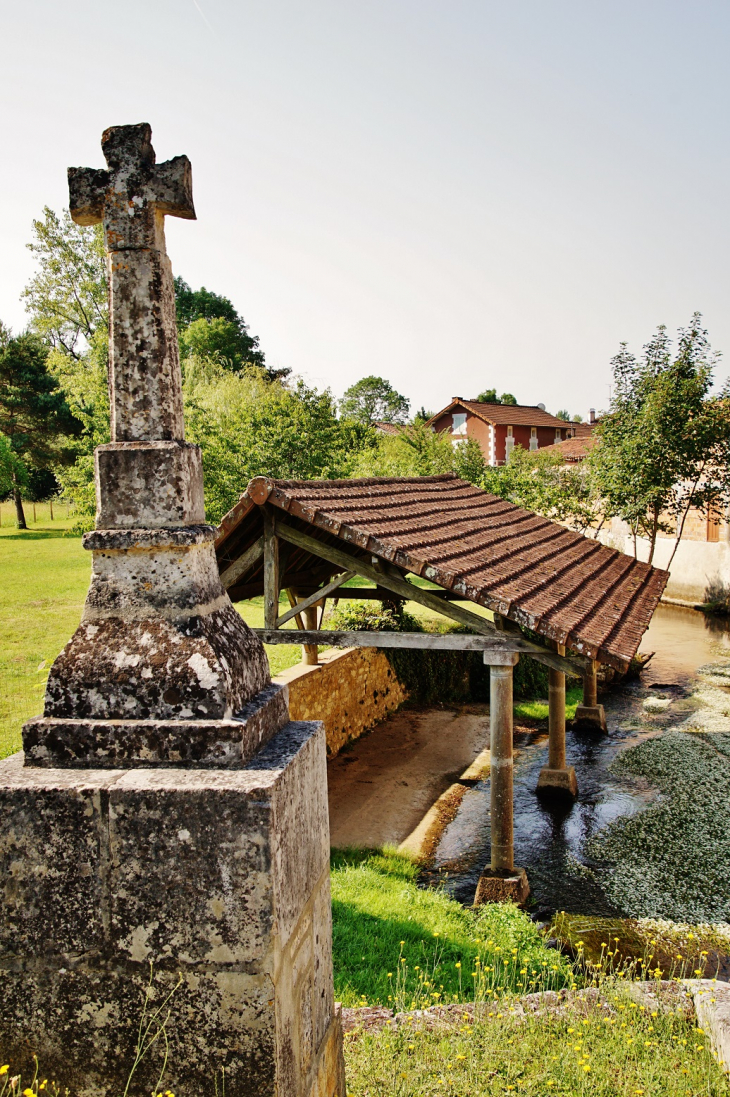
[68,167,110,225]
[152,156,196,220]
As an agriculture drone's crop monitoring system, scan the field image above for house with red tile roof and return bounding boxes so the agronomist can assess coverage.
[427,397,573,466]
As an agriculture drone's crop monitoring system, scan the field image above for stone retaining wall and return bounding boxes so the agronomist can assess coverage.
[274,648,407,757]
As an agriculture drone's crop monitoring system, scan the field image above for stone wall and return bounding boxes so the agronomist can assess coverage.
[275,648,407,757]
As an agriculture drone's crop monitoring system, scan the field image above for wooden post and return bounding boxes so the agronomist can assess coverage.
[474,651,529,905]
[49,499,53,522]
[302,605,319,666]
[583,660,598,707]
[536,644,578,799]
[490,661,515,874]
[548,663,566,770]
[574,657,607,731]
[263,508,280,630]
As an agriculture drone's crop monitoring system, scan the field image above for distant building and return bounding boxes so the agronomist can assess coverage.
[427,397,572,466]
[372,421,403,435]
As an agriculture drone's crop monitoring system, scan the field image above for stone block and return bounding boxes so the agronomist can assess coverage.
[0,722,343,1097]
[23,683,288,768]
[573,704,607,732]
[536,765,578,800]
[473,866,530,906]
[44,602,270,722]
[95,441,205,528]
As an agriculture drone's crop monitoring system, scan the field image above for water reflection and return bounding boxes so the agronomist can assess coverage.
[433,605,730,915]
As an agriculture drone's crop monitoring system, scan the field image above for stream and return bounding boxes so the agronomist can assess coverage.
[431,605,730,917]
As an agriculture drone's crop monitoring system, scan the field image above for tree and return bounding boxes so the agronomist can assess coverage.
[477,389,517,405]
[339,375,410,426]
[556,409,571,421]
[22,207,107,357]
[0,332,82,527]
[0,433,28,501]
[350,420,487,483]
[482,446,596,532]
[173,277,288,379]
[589,314,730,565]
[184,362,370,522]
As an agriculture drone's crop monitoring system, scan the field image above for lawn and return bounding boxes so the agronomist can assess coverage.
[331,849,573,1007]
[344,996,729,1096]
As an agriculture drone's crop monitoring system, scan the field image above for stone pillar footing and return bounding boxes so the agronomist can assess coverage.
[474,866,529,906]
[536,765,578,800]
[573,704,607,731]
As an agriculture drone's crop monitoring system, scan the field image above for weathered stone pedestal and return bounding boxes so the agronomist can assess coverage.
[573,660,607,732]
[0,721,345,1097]
[0,124,345,1096]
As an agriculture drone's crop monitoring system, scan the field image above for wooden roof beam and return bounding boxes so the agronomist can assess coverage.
[270,509,587,676]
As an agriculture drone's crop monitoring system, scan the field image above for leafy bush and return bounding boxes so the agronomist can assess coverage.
[326,601,551,705]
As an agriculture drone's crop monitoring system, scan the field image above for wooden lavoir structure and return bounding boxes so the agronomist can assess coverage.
[215,473,669,902]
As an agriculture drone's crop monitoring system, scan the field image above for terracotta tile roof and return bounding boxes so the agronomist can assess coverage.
[216,474,668,671]
[540,435,598,463]
[373,421,403,435]
[428,399,568,429]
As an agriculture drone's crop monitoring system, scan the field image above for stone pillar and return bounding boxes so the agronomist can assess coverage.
[536,645,578,799]
[574,658,608,731]
[0,125,345,1097]
[474,652,529,906]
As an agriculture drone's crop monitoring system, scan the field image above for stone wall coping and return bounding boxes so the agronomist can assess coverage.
[273,647,364,689]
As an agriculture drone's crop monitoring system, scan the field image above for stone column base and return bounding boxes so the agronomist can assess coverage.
[573,704,607,731]
[536,765,578,800]
[0,721,343,1097]
[474,866,530,906]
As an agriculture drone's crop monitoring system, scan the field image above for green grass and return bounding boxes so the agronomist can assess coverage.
[514,685,584,723]
[330,849,573,1008]
[344,991,730,1096]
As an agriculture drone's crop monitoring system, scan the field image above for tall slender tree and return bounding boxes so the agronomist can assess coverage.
[0,332,81,527]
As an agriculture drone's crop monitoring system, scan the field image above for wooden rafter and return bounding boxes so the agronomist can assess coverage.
[266,507,587,676]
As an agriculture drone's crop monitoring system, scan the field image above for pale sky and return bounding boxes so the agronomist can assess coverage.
[2,0,729,419]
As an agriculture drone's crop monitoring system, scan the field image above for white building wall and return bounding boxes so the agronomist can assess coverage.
[599,519,730,604]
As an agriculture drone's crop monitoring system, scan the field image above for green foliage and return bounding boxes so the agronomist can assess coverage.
[556,409,571,420]
[0,434,27,499]
[0,332,81,472]
[477,389,517,405]
[590,314,730,565]
[351,423,486,483]
[173,277,284,378]
[481,446,595,532]
[330,848,571,1007]
[45,331,111,528]
[22,207,107,358]
[340,375,410,426]
[184,362,369,523]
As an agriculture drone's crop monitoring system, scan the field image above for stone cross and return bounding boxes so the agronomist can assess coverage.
[68,123,195,443]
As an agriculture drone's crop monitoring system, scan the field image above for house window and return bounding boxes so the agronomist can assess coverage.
[707,508,721,543]
[555,429,561,442]
[452,412,467,435]
[507,426,513,436]
[529,427,538,452]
